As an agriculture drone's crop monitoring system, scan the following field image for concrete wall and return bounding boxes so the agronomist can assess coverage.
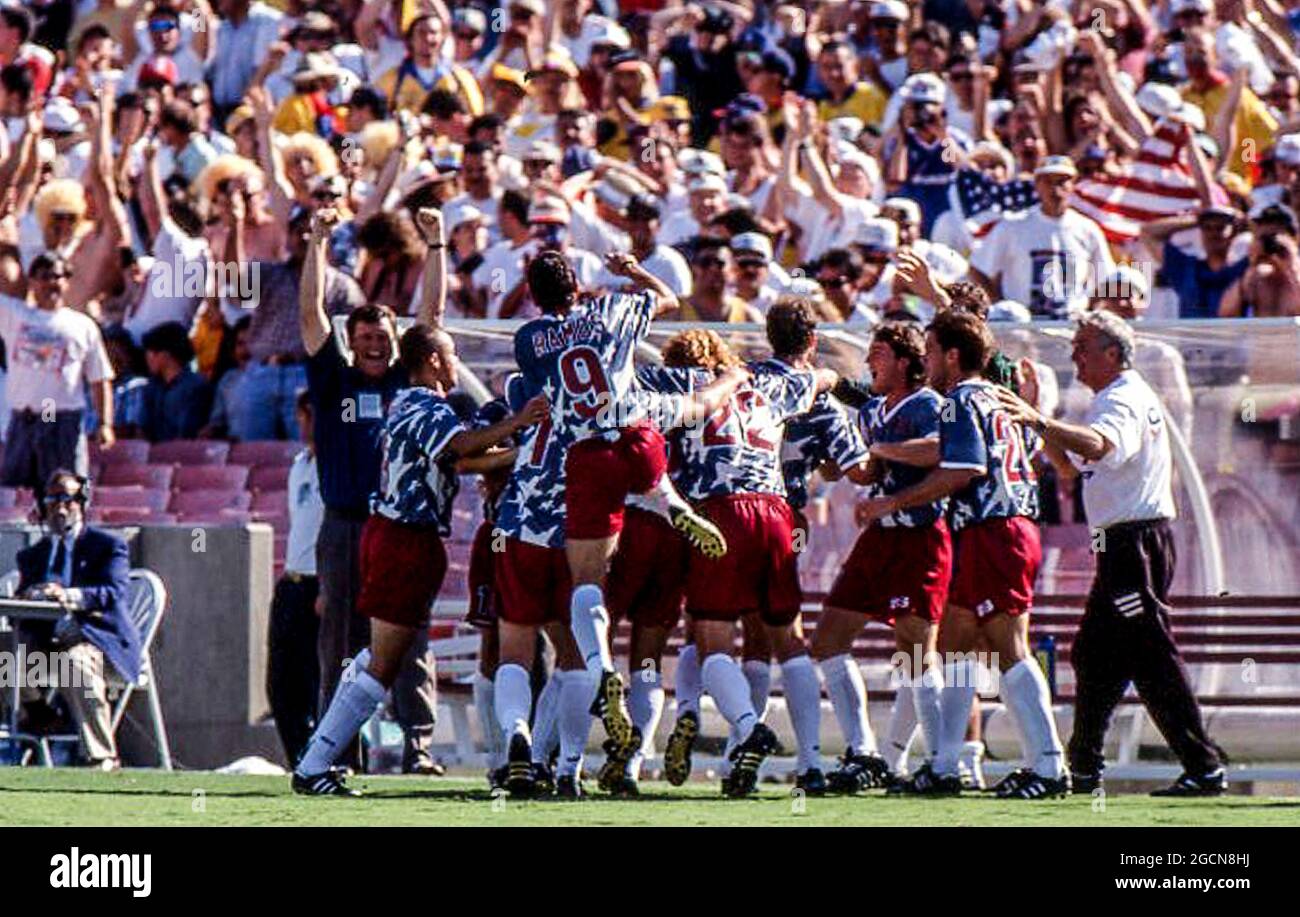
[1,523,279,770]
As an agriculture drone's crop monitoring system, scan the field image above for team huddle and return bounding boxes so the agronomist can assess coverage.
[289,209,1072,801]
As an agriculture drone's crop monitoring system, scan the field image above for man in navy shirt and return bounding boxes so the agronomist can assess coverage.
[1141,205,1248,319]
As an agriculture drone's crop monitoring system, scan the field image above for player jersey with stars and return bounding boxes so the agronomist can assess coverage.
[513,290,658,445]
[752,360,869,512]
[470,374,529,525]
[859,386,946,527]
[938,379,1040,531]
[371,387,466,534]
[493,371,573,548]
[673,364,817,501]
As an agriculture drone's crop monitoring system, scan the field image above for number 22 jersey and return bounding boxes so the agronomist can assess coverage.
[938,379,1039,531]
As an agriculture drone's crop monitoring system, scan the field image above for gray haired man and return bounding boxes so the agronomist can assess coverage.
[993,311,1226,797]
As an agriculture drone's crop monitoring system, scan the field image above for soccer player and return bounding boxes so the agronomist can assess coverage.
[658,309,839,797]
[292,328,547,796]
[812,320,952,793]
[857,310,1068,799]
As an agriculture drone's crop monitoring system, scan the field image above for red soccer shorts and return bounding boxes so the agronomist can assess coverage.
[565,424,668,540]
[825,519,952,624]
[496,536,572,626]
[608,506,689,630]
[949,515,1042,618]
[356,514,447,628]
[685,493,803,627]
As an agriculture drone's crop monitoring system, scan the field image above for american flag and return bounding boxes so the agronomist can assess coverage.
[955,170,1038,238]
[1072,122,1202,244]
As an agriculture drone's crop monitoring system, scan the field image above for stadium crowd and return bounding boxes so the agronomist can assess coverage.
[0,0,1286,787]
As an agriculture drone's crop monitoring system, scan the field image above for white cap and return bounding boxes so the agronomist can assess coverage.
[868,0,909,21]
[679,149,726,177]
[1135,82,1205,129]
[852,218,899,253]
[1275,134,1300,167]
[528,196,571,225]
[588,18,632,50]
[988,300,1033,322]
[834,143,874,175]
[688,173,727,194]
[881,197,922,225]
[1034,155,1078,178]
[443,201,485,231]
[730,232,773,260]
[899,73,946,106]
[524,140,562,162]
[43,98,84,134]
[1170,0,1212,14]
[827,116,864,144]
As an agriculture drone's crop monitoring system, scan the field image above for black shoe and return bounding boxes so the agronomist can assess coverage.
[607,775,640,797]
[724,722,778,798]
[504,733,536,798]
[1072,772,1103,795]
[795,768,828,796]
[1150,769,1227,797]
[555,775,584,799]
[664,711,699,786]
[1001,771,1072,800]
[826,750,891,793]
[991,767,1035,797]
[597,730,641,793]
[589,670,637,755]
[531,761,556,796]
[292,770,361,797]
[403,759,446,776]
[488,765,508,791]
[888,762,962,797]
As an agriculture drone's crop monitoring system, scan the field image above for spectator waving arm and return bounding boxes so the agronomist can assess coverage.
[300,209,338,356]
[415,208,447,328]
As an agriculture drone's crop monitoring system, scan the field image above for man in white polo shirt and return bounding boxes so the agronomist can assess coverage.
[993,311,1226,797]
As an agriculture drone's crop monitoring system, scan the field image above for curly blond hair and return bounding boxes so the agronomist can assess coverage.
[357,120,400,170]
[279,132,340,179]
[194,155,265,213]
[662,329,743,372]
[33,180,88,232]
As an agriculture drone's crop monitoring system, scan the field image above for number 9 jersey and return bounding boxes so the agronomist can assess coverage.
[939,379,1040,531]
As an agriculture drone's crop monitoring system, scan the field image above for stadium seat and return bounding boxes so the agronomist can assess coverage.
[92,439,151,466]
[250,490,288,514]
[0,506,31,523]
[149,440,231,466]
[168,489,251,515]
[173,465,250,492]
[96,487,171,511]
[100,463,176,489]
[248,464,291,492]
[229,441,302,466]
[0,488,16,508]
[98,508,179,526]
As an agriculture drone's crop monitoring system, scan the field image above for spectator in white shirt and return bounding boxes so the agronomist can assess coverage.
[591,194,692,296]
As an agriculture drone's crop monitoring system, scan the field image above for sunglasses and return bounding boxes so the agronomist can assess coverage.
[695,257,727,269]
[736,259,766,270]
[454,30,480,40]
[43,492,80,505]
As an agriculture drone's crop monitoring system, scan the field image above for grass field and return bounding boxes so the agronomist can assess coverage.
[2,769,1298,826]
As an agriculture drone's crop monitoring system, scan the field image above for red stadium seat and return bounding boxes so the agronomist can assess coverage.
[96,487,171,511]
[229,441,302,466]
[93,439,151,466]
[98,508,179,525]
[168,489,251,515]
[251,490,288,514]
[0,506,32,523]
[173,465,250,491]
[248,464,291,493]
[149,440,231,466]
[100,463,176,489]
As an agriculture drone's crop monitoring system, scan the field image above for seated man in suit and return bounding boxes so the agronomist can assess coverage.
[16,470,141,770]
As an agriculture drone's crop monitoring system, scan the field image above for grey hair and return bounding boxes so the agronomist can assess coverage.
[1076,310,1135,368]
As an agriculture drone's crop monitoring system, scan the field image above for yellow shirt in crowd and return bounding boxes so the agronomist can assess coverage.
[817,82,888,127]
[1182,81,1278,181]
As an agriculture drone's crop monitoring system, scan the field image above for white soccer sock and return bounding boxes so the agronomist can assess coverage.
[473,673,504,771]
[885,675,918,770]
[934,658,978,776]
[819,653,877,756]
[743,659,772,721]
[297,652,386,776]
[493,663,533,745]
[1001,658,1065,779]
[960,740,986,785]
[912,664,945,763]
[702,653,757,743]
[570,584,614,677]
[675,643,702,717]
[781,655,823,773]
[557,669,596,779]
[627,669,664,780]
[530,671,562,765]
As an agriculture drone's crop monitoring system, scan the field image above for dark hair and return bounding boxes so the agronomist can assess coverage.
[708,208,763,237]
[872,321,927,385]
[816,247,865,282]
[0,63,33,102]
[102,324,147,377]
[212,315,251,382]
[462,139,495,159]
[358,211,423,261]
[142,321,195,365]
[766,299,818,359]
[345,303,397,338]
[350,86,389,119]
[928,309,993,374]
[0,7,33,43]
[399,323,445,373]
[36,468,90,514]
[158,100,198,135]
[527,250,579,314]
[910,22,950,50]
[423,88,467,120]
[467,113,504,137]
[690,236,732,264]
[945,280,991,320]
[819,38,851,57]
[499,189,530,225]
[77,23,113,52]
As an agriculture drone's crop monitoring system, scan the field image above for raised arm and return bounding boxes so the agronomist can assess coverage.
[139,139,165,242]
[300,208,338,356]
[1079,30,1152,140]
[1137,212,1198,266]
[248,86,294,223]
[603,251,680,316]
[414,207,447,328]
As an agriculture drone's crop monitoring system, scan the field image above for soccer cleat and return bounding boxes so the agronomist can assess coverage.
[596,732,641,793]
[826,750,892,792]
[669,503,728,558]
[607,775,640,797]
[531,761,556,796]
[795,768,828,796]
[887,762,962,797]
[292,770,361,797]
[555,775,584,799]
[1071,772,1103,795]
[663,711,699,786]
[1000,772,1072,800]
[488,765,508,792]
[589,670,637,755]
[1150,769,1227,797]
[724,722,779,798]
[991,768,1034,797]
[504,733,536,798]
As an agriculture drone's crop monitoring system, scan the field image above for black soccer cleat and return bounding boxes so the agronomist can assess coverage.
[555,775,584,799]
[663,711,699,786]
[597,731,641,793]
[488,765,508,792]
[589,670,637,755]
[531,761,556,796]
[1150,768,1227,797]
[887,762,962,797]
[292,770,361,797]
[607,775,640,798]
[991,767,1035,797]
[826,750,892,793]
[1071,772,1103,795]
[1000,771,1072,800]
[795,768,828,796]
[504,733,536,798]
[724,722,779,798]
